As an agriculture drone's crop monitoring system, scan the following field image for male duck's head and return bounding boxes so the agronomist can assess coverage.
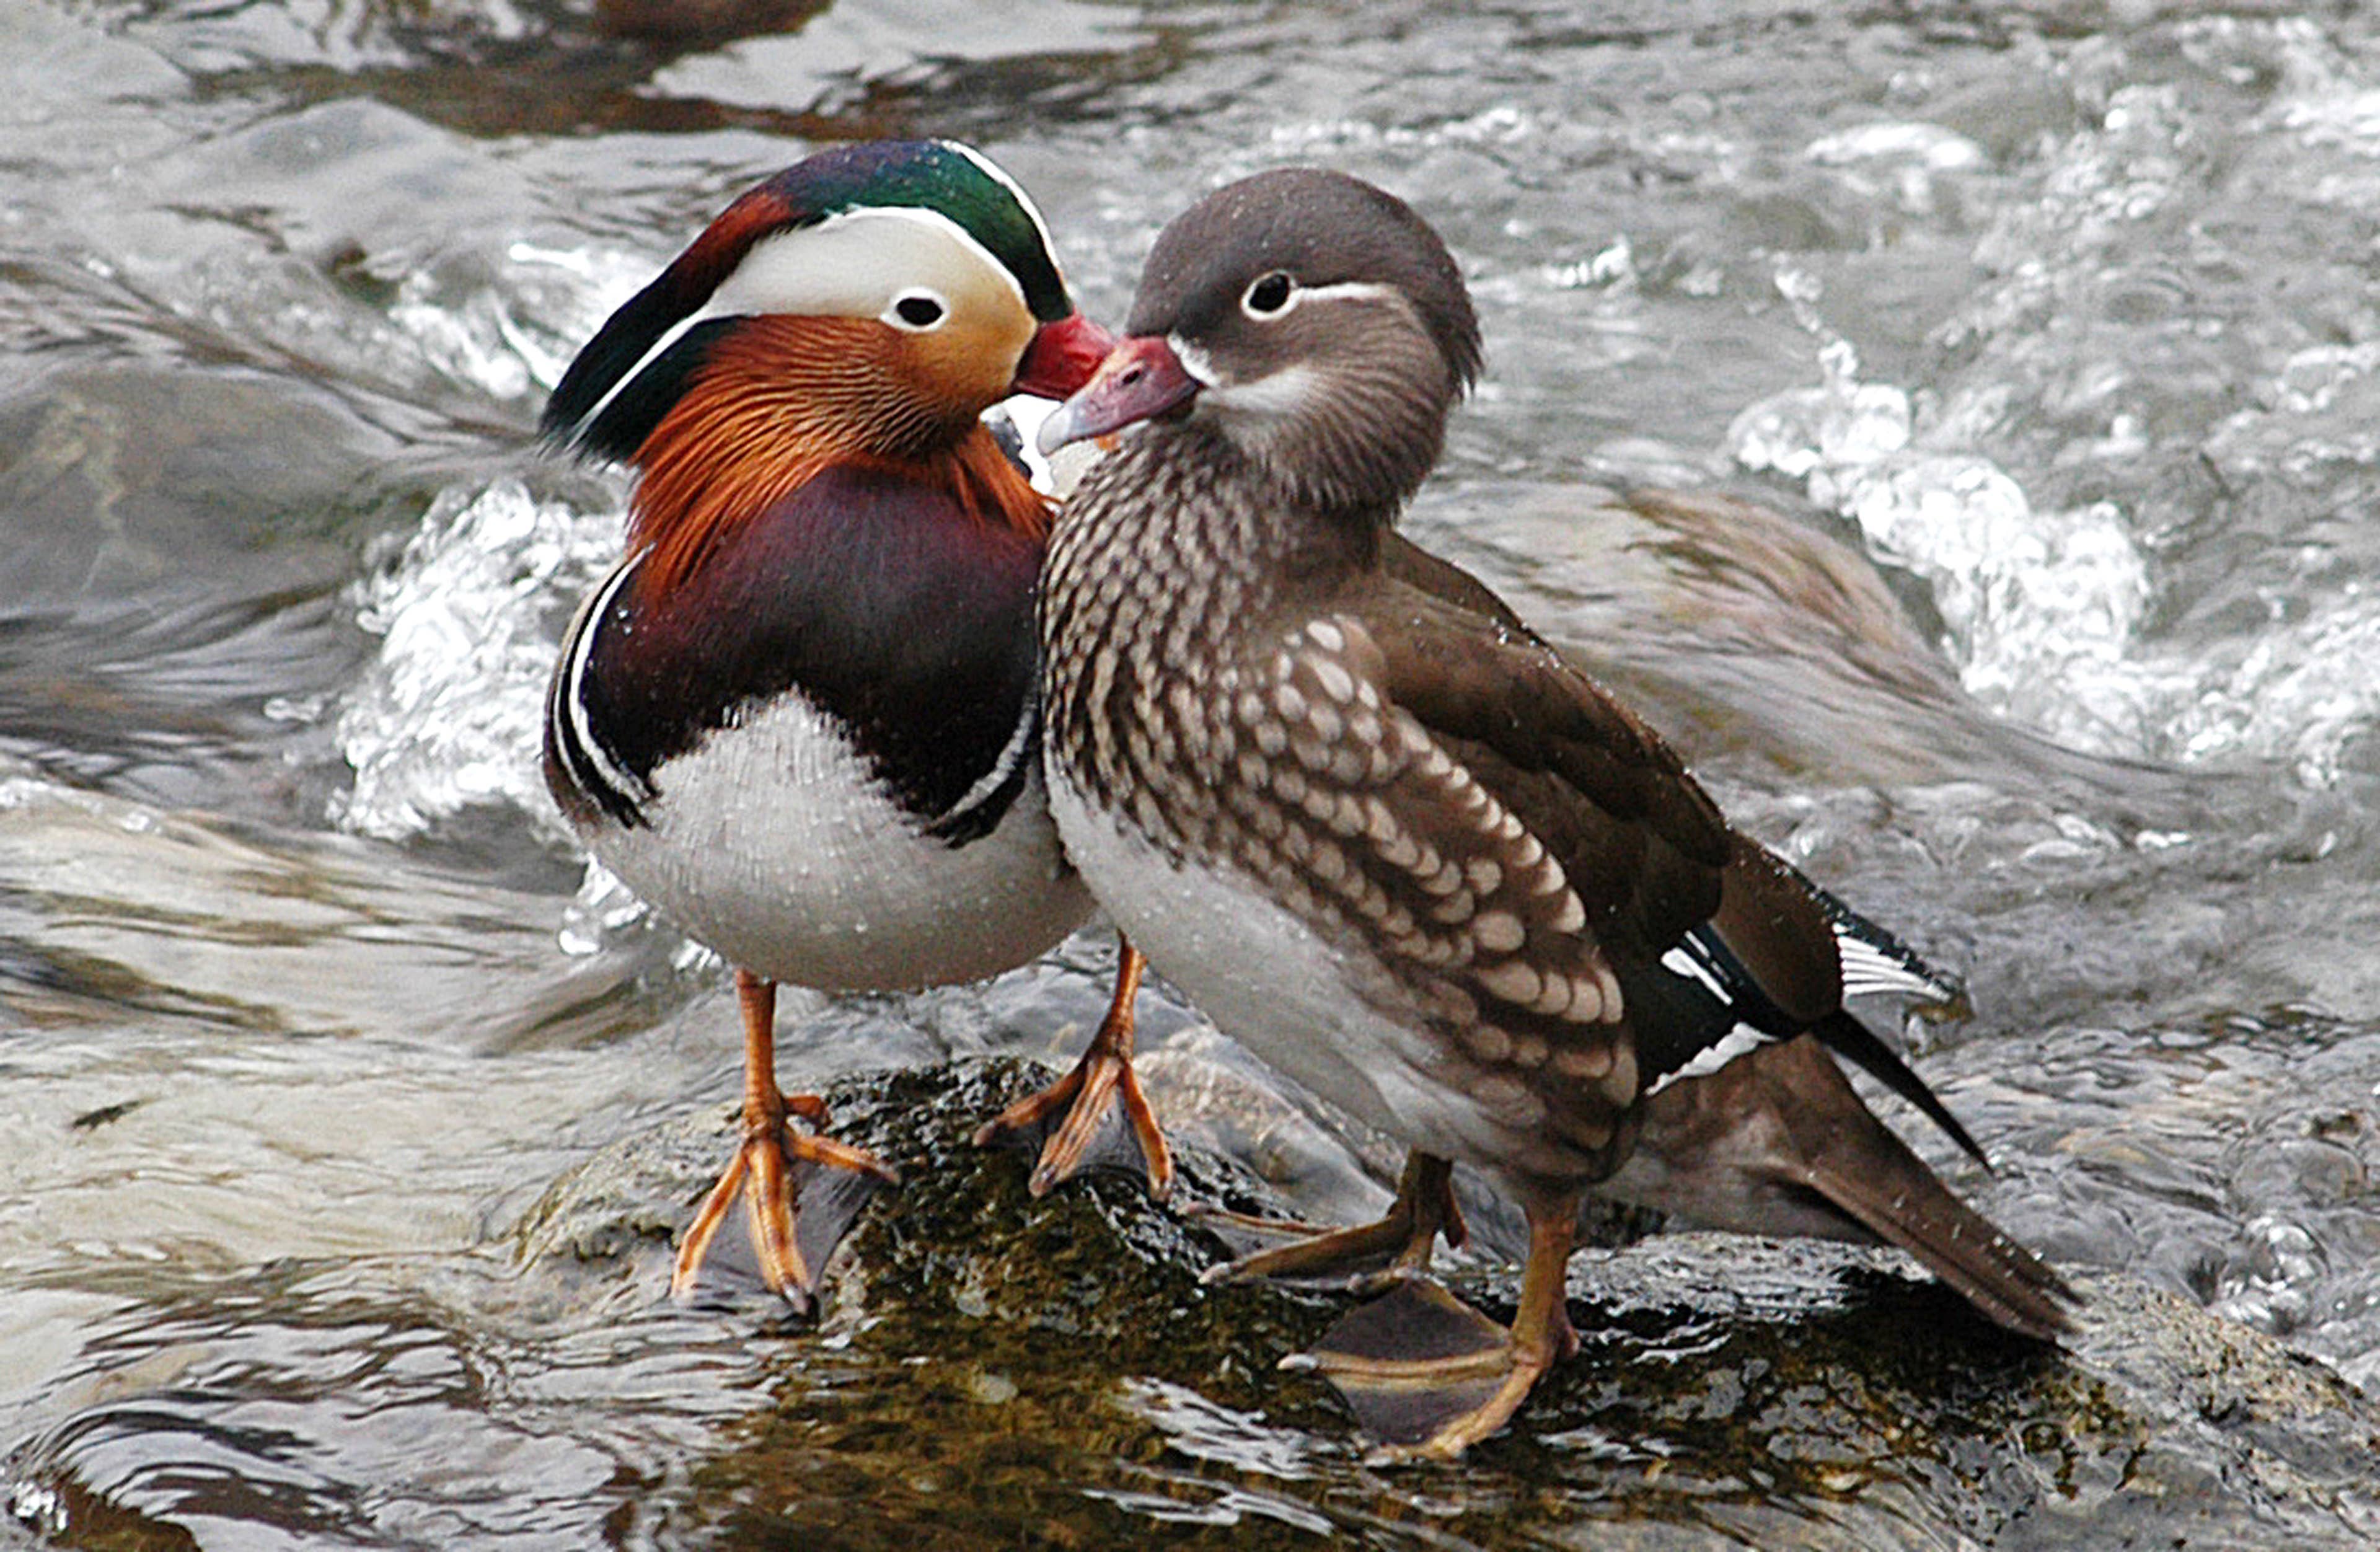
[545,138,1109,472]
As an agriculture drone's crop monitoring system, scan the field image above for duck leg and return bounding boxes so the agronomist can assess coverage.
[1291,1188,1580,1460]
[971,938,1173,1198]
[1201,1152,1466,1288]
[671,969,901,1302]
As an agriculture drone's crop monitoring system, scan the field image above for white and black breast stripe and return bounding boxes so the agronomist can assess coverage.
[549,552,655,829]
[922,684,1039,846]
[1642,910,1969,1147]
[1642,910,1959,1098]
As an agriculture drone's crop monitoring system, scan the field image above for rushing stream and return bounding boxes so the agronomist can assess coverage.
[6,2,2380,1546]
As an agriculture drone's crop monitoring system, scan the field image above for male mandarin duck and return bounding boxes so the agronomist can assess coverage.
[540,139,1170,1303]
[1033,168,2075,1458]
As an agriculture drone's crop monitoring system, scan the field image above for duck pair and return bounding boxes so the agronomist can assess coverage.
[539,139,2076,1460]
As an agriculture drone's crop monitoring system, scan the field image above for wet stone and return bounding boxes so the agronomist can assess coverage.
[505,1059,2380,1550]
[514,1057,1347,1394]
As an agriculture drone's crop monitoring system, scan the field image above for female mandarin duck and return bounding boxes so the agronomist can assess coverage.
[541,139,1170,1303]
[1034,169,2074,1458]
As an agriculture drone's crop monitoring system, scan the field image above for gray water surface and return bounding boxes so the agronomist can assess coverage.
[5,2,2380,1547]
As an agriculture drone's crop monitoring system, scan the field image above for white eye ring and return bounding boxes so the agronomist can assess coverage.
[886,289,949,330]
[1241,270,1295,318]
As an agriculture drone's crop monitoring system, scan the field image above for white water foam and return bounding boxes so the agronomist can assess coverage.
[332,478,620,843]
[1729,292,2155,760]
[389,240,652,404]
[1735,37,2380,790]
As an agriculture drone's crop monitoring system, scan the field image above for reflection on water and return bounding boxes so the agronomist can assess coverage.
[11,1260,780,1548]
[6,1,2380,1546]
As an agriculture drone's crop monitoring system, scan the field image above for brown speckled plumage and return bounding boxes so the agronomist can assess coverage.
[1043,429,1743,1177]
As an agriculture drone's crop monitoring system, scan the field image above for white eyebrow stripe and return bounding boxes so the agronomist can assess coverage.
[1280,279,1402,310]
[706,206,1030,319]
[558,205,1032,446]
[1160,278,1399,413]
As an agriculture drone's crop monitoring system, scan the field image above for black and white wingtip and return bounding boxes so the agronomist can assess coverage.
[1637,885,1987,1168]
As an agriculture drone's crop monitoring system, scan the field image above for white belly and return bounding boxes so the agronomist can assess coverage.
[592,696,1090,992]
[1046,765,1556,1179]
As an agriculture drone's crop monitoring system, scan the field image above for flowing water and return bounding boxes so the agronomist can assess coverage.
[5,1,2380,1546]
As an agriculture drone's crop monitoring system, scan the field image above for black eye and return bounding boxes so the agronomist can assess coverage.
[893,293,945,328]
[1243,271,1294,316]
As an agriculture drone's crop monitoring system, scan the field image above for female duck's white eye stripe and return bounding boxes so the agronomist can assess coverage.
[1242,271,1294,317]
[1166,332,1320,417]
[1152,281,1405,413]
[1261,278,1401,317]
[1227,276,1413,333]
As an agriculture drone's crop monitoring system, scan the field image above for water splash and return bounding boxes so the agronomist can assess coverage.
[1729,273,2154,758]
[389,240,651,405]
[1803,120,1986,219]
[1735,315,2380,783]
[2211,1213,2327,1336]
[1733,25,2380,788]
[555,862,650,958]
[2153,588,2380,787]
[332,479,619,842]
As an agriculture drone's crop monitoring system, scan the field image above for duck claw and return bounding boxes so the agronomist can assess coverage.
[1199,1152,1462,1288]
[670,970,896,1307]
[1289,1191,1582,1461]
[671,1097,897,1306]
[972,940,1173,1199]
